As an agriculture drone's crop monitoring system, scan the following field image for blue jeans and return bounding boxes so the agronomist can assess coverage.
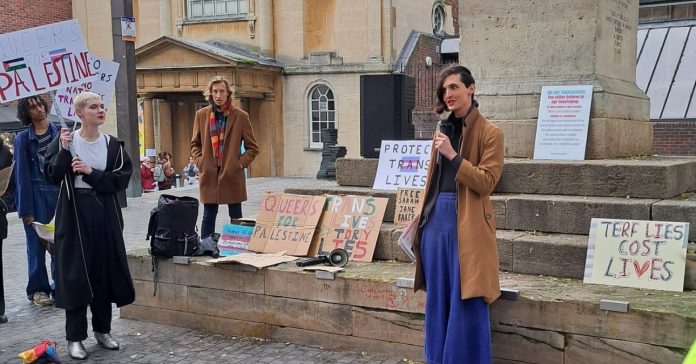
[201,203,242,239]
[24,189,58,299]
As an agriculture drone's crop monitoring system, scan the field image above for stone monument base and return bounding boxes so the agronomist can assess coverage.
[497,118,654,159]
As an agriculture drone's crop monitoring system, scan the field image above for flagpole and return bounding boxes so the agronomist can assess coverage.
[49,90,78,158]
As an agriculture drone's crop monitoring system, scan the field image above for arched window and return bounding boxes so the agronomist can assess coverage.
[432,3,446,36]
[308,84,336,148]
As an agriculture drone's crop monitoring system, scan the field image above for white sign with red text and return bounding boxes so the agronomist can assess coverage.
[0,19,92,103]
[50,55,119,121]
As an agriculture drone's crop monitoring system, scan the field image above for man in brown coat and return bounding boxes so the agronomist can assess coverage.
[191,76,259,238]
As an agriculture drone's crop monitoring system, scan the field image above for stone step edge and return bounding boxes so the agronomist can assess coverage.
[375,224,696,289]
[335,157,696,199]
[284,187,696,240]
[126,249,696,350]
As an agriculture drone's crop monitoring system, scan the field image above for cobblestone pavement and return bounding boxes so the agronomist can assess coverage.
[0,177,420,363]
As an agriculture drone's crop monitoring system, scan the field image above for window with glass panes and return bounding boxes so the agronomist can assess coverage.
[188,0,248,19]
[308,85,336,148]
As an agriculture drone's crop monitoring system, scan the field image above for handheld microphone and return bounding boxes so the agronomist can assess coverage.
[436,120,453,164]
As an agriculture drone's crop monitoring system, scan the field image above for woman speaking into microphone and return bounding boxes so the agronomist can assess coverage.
[413,64,504,364]
[43,91,135,360]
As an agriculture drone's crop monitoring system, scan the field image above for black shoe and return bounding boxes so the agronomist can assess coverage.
[0,315,7,323]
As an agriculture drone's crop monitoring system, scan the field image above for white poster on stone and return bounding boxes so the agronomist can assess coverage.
[533,85,593,160]
[50,55,119,121]
[372,140,432,191]
[0,19,91,103]
[583,218,689,292]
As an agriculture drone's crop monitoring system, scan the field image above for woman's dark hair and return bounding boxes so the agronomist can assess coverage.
[16,96,49,126]
[434,64,476,114]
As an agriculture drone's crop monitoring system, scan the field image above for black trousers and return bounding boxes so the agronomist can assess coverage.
[0,239,4,316]
[65,300,112,341]
[201,203,242,239]
[65,191,115,341]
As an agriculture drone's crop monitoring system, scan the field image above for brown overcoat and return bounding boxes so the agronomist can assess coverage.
[414,106,504,304]
[191,104,259,204]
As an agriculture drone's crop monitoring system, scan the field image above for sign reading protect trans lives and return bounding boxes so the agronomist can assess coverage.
[583,218,689,292]
[533,85,593,160]
[373,140,432,191]
[0,19,93,103]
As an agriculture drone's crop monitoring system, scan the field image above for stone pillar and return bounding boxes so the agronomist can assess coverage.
[142,95,155,160]
[258,0,274,55]
[367,0,383,62]
[460,0,653,159]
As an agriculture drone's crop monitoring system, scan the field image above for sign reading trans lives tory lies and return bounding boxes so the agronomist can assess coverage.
[583,218,690,292]
[372,140,432,191]
[0,19,93,103]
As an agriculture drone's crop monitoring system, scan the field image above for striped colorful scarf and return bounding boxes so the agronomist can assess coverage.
[209,101,230,167]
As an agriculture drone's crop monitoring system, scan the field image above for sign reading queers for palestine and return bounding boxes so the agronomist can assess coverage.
[248,193,327,256]
[0,19,93,103]
[373,140,432,191]
[533,85,593,160]
[583,218,690,292]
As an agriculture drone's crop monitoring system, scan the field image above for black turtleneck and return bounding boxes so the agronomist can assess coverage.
[438,114,465,193]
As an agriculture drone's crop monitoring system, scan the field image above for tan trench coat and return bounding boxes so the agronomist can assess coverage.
[414,107,504,304]
[191,104,259,204]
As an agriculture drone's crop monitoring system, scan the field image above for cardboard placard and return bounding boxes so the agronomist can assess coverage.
[208,252,298,269]
[584,218,690,292]
[248,193,326,256]
[218,223,253,256]
[309,195,388,262]
[0,19,92,102]
[372,140,432,190]
[393,188,424,226]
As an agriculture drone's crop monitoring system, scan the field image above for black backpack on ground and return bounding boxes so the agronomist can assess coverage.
[146,194,200,295]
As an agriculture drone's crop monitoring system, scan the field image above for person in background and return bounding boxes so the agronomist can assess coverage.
[182,155,199,186]
[43,91,135,360]
[154,151,174,190]
[13,95,59,307]
[139,156,156,192]
[0,136,16,324]
[413,65,504,364]
[191,76,259,239]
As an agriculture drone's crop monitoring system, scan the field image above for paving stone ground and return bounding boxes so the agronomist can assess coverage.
[0,177,422,363]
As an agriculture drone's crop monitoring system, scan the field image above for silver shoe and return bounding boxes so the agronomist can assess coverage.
[68,341,88,360]
[94,332,120,350]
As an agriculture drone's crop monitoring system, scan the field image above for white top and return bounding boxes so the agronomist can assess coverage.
[73,131,109,189]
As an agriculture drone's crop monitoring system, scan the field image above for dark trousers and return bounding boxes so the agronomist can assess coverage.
[65,301,112,341]
[65,192,114,341]
[0,239,4,316]
[201,203,242,239]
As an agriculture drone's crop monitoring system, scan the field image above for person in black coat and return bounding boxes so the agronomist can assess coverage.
[0,138,16,324]
[43,92,135,360]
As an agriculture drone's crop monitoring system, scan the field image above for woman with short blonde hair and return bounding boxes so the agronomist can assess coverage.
[43,91,135,360]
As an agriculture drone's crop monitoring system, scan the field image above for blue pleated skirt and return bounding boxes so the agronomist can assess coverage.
[420,192,492,364]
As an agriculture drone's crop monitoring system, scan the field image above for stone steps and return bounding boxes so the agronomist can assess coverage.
[123,249,695,363]
[373,224,696,290]
[286,186,696,240]
[336,157,696,199]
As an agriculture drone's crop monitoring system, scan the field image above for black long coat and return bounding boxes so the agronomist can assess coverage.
[43,135,135,310]
[0,140,16,239]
